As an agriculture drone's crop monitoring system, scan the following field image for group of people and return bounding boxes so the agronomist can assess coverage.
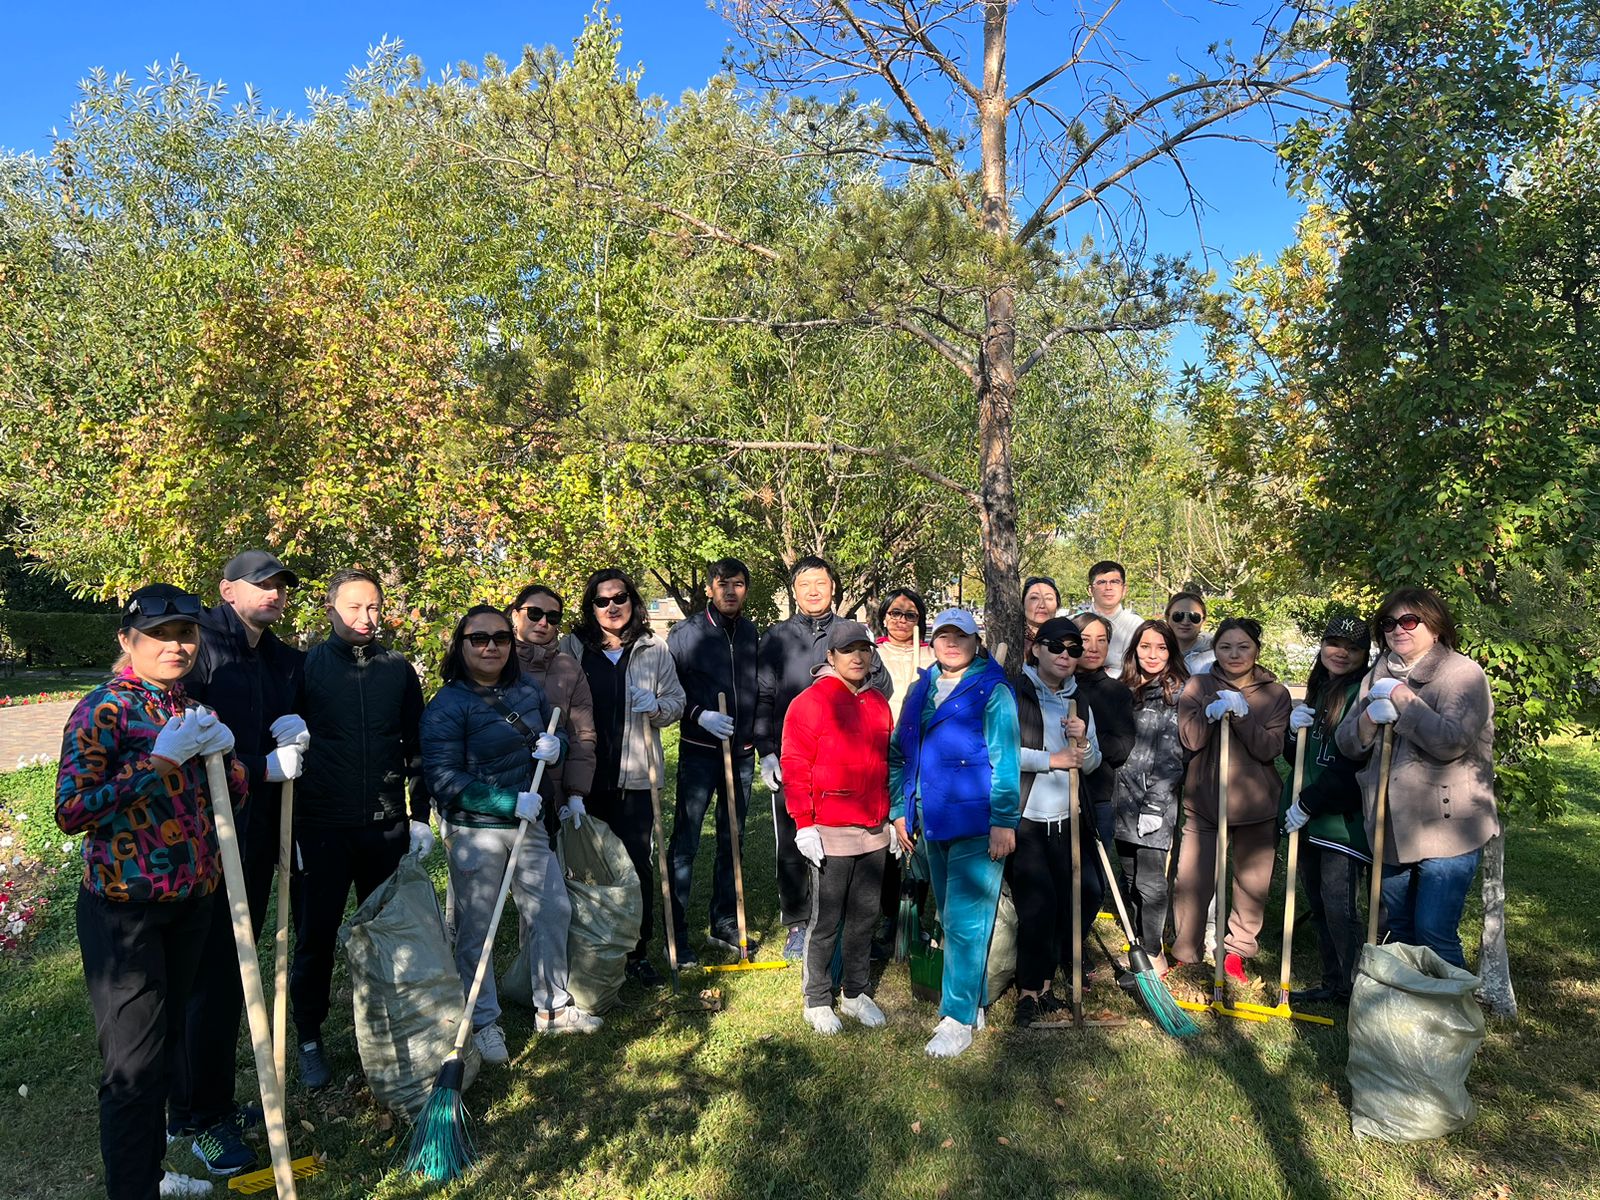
[53,550,1501,1199]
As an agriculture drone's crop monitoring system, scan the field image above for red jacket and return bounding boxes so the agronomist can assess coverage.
[780,673,893,830]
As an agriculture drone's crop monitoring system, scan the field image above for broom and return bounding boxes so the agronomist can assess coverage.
[404,708,561,1184]
[1089,834,1199,1037]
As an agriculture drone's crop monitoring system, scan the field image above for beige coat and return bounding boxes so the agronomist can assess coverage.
[1334,643,1498,864]
[1177,665,1292,826]
[515,638,597,798]
[558,631,685,791]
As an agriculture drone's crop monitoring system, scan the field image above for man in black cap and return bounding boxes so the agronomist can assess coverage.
[170,550,307,1176]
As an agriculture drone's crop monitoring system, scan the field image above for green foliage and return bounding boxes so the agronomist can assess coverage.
[0,612,121,668]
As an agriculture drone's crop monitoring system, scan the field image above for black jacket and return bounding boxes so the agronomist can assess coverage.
[295,634,429,828]
[1075,667,1136,811]
[753,610,892,758]
[668,607,759,757]
[182,604,305,835]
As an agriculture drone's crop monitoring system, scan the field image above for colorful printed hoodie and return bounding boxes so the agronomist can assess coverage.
[55,669,248,903]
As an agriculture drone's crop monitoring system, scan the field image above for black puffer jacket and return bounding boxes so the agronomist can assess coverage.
[669,607,759,757]
[1076,667,1136,812]
[754,610,892,758]
[1112,683,1186,850]
[296,634,428,828]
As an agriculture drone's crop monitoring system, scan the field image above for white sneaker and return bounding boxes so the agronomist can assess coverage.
[536,1005,603,1035]
[924,1016,974,1058]
[840,993,887,1027]
[472,1022,509,1064]
[159,1173,214,1197]
[804,1004,843,1035]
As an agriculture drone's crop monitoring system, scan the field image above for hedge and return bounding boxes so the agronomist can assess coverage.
[0,611,122,668]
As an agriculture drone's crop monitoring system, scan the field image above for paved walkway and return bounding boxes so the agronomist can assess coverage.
[0,699,77,771]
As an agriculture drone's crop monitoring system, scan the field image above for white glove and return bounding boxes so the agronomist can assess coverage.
[697,710,736,740]
[1203,698,1228,723]
[189,708,236,757]
[887,830,906,859]
[1137,812,1162,838]
[1367,697,1399,725]
[1284,800,1311,833]
[794,824,825,868]
[1219,690,1249,719]
[532,732,561,764]
[264,744,303,783]
[628,685,660,715]
[760,753,783,791]
[409,820,436,857]
[1369,678,1400,700]
[515,791,543,824]
[559,795,585,828]
[151,710,206,767]
[1289,703,1316,732]
[270,714,311,748]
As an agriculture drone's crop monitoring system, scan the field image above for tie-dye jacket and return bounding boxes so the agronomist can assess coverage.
[55,669,248,903]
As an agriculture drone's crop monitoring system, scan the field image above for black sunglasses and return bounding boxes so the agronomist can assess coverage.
[464,630,514,648]
[517,604,561,625]
[1040,639,1085,657]
[592,594,629,610]
[1168,611,1203,625]
[128,594,203,619]
[1377,614,1423,634]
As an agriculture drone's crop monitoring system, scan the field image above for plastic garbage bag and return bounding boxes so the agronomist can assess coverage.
[341,854,479,1116]
[985,882,1018,1002]
[1346,942,1487,1141]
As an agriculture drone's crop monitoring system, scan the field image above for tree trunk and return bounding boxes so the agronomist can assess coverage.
[1476,830,1517,1019]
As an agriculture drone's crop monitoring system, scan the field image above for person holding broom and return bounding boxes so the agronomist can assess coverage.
[56,584,247,1200]
[889,608,1020,1058]
[424,605,600,1054]
[1334,588,1497,970]
[1168,617,1291,1003]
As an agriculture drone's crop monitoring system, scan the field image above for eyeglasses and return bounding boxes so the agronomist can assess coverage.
[128,594,203,620]
[592,594,629,610]
[1168,611,1203,625]
[1377,614,1423,634]
[885,609,919,622]
[517,605,561,625]
[464,631,514,648]
[1040,639,1085,657]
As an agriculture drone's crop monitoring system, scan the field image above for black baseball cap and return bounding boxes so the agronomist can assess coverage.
[1322,612,1372,652]
[221,549,300,587]
[121,584,203,631]
[1034,616,1083,647]
[826,619,875,652]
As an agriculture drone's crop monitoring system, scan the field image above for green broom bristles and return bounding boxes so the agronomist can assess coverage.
[1127,946,1200,1037]
[404,1055,478,1184]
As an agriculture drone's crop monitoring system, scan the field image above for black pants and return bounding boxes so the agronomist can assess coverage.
[771,787,812,927]
[1115,840,1170,958]
[77,886,212,1200]
[1010,818,1075,992]
[289,820,407,1040]
[1302,843,1366,997]
[170,795,278,1131]
[802,847,886,1007]
[589,785,656,959]
[669,744,753,955]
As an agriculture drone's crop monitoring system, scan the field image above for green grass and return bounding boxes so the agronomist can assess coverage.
[3,735,1598,1199]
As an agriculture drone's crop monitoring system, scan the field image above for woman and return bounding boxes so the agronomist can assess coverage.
[1170,617,1291,1000]
[1166,592,1214,673]
[1021,576,1062,665]
[1011,616,1101,1025]
[508,583,598,842]
[781,620,895,1034]
[1282,613,1371,1003]
[422,605,599,1054]
[56,584,245,1200]
[1334,588,1497,969]
[875,587,933,725]
[1112,620,1189,974]
[560,568,685,984]
[890,609,1020,1058]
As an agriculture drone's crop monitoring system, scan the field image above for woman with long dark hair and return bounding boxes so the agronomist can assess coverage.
[423,605,598,1053]
[560,568,685,983]
[875,587,933,726]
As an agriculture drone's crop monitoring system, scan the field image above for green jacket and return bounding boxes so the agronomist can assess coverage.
[1281,680,1368,858]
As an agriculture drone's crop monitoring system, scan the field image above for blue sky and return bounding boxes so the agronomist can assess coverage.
[2,1,1326,372]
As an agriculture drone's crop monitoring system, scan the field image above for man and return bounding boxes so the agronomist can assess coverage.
[1074,561,1143,679]
[754,556,891,960]
[1166,591,1214,673]
[290,568,430,1089]
[171,550,306,1176]
[666,558,759,965]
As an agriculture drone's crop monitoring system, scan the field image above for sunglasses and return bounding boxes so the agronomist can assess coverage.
[1168,611,1203,625]
[128,594,204,620]
[1377,614,1423,634]
[592,594,629,610]
[1040,639,1085,657]
[884,609,919,622]
[517,605,561,625]
[464,631,514,648]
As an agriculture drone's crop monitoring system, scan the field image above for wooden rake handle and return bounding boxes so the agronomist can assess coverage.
[717,693,752,960]
[1279,728,1308,1005]
[1366,726,1395,946]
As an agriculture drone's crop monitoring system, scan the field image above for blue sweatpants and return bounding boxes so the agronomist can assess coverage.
[925,834,1005,1025]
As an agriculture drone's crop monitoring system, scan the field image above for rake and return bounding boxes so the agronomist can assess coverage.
[704,693,787,975]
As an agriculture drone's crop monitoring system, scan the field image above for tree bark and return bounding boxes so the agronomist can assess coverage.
[1476,830,1518,1019]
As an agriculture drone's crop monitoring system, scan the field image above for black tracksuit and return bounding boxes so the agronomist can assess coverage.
[170,605,303,1132]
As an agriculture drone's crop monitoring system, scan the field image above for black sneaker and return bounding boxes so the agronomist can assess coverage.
[1014,994,1041,1027]
[627,958,665,988]
[298,1039,332,1090]
[191,1117,256,1176]
[705,928,741,956]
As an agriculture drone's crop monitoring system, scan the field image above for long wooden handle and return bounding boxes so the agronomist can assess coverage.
[452,708,561,1050]
[718,693,751,961]
[274,777,294,1097]
[1279,728,1308,1005]
[205,753,297,1200]
[1067,699,1083,1025]
[644,716,679,984]
[1366,726,1395,945]
[1092,828,1138,949]
[1214,716,1232,997]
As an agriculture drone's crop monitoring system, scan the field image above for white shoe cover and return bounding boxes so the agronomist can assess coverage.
[804,1004,843,1034]
[840,993,887,1027]
[924,1016,974,1057]
[160,1173,214,1197]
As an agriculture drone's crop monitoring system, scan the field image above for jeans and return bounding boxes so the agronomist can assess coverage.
[925,835,1005,1025]
[669,743,753,955]
[801,848,887,1007]
[1378,848,1482,969]
[1115,840,1170,959]
[1300,844,1365,995]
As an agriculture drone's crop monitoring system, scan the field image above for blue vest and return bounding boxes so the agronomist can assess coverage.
[895,657,1011,842]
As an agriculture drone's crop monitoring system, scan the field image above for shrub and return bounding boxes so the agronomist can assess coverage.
[0,612,121,668]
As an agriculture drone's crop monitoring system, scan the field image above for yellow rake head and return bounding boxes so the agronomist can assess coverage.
[228,1154,327,1194]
